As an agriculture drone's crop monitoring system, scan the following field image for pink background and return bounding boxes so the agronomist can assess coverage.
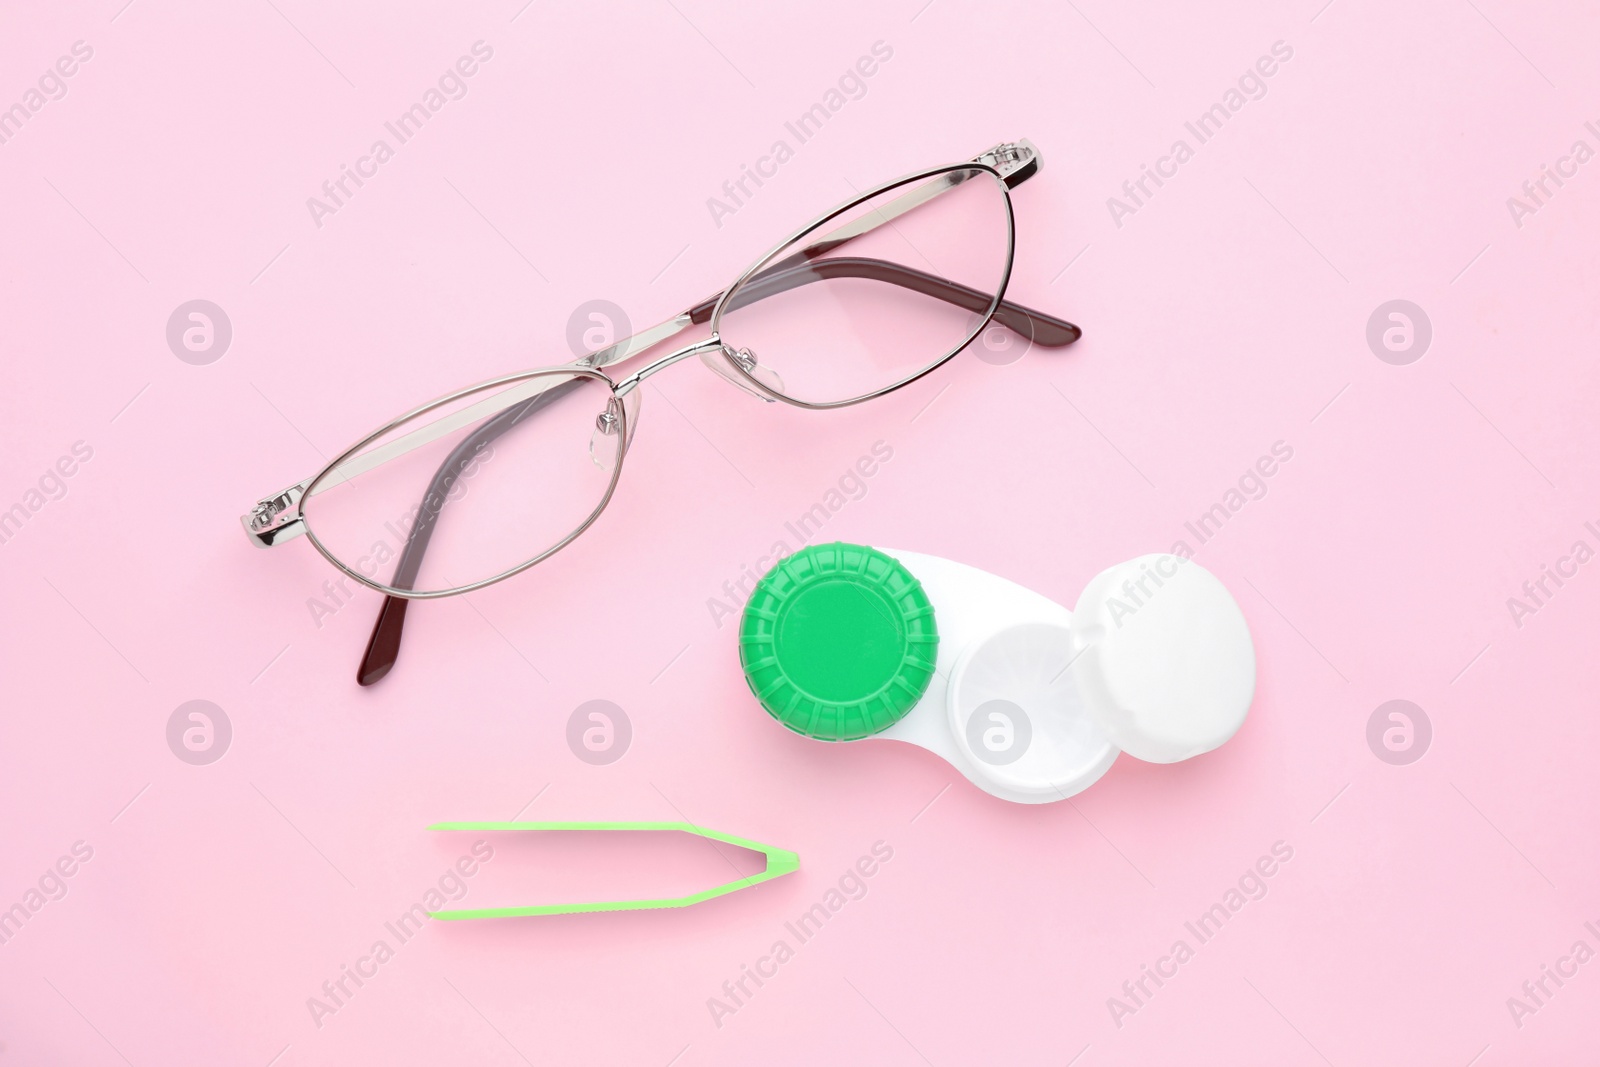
[3,0,1599,1063]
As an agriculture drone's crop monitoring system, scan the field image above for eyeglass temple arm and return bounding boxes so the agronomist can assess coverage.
[680,257,1080,346]
[583,254,1078,372]
[358,380,584,686]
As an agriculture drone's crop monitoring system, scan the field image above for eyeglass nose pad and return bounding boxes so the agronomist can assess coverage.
[701,343,783,402]
[589,392,639,470]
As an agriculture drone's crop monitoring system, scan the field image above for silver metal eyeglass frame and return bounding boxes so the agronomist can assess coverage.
[240,138,1081,684]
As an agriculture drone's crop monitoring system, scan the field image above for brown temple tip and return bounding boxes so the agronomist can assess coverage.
[991,303,1081,347]
[357,596,410,686]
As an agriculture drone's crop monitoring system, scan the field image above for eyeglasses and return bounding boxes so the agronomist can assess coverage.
[242,138,1081,685]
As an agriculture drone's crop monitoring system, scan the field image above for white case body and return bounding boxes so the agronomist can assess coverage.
[874,550,1255,803]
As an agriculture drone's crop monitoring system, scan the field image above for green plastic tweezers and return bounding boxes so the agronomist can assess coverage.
[425,821,800,920]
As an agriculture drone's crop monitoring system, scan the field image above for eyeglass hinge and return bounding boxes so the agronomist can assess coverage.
[242,481,309,548]
[975,139,1040,188]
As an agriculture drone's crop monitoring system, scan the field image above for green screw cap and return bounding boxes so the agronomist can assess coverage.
[739,542,939,741]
